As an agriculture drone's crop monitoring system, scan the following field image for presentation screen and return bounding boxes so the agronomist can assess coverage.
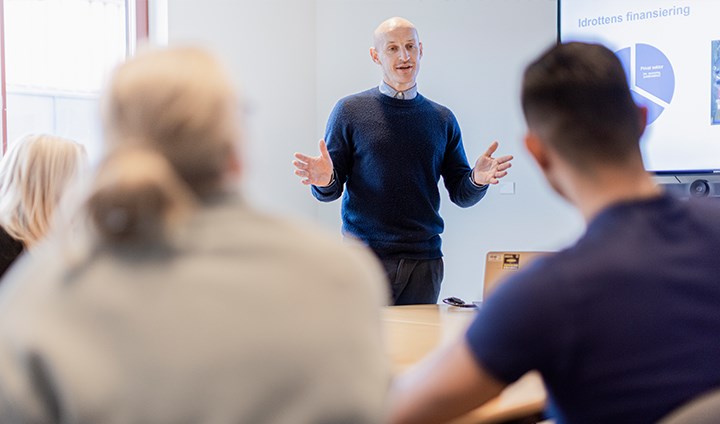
[558,0,720,174]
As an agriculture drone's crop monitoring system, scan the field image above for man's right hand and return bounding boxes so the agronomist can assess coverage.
[293,139,335,186]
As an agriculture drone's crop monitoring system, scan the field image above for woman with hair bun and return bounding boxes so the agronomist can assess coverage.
[0,47,389,424]
[0,134,85,278]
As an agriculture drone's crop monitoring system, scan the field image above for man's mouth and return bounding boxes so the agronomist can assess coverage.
[396,64,413,71]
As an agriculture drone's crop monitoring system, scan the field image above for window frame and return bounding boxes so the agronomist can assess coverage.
[0,0,148,154]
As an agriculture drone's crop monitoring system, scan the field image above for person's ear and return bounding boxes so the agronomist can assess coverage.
[369,47,381,65]
[524,130,550,172]
[227,149,242,178]
[525,130,569,202]
[637,105,648,138]
[418,41,423,59]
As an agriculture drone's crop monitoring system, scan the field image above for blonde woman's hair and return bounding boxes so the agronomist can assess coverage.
[0,134,86,246]
[90,46,241,242]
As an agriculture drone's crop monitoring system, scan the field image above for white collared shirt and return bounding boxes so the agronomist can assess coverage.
[379,81,418,100]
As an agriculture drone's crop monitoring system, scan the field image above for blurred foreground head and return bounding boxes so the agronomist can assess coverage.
[102,46,242,195]
[92,47,243,242]
[521,42,645,172]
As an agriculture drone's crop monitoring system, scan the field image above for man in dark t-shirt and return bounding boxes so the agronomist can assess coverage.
[388,43,720,424]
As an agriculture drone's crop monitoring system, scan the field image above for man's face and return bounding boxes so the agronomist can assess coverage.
[371,26,422,91]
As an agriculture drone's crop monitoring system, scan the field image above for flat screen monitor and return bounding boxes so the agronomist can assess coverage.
[558,1,720,196]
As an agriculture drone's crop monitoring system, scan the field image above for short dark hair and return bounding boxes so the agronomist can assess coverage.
[521,42,644,169]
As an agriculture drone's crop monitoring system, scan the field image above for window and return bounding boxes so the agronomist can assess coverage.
[0,0,148,159]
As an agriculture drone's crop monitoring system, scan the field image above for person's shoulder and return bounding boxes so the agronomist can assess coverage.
[616,193,720,236]
[207,197,386,292]
[328,88,381,123]
[487,247,595,310]
[335,87,381,107]
[0,225,10,241]
[251,209,388,300]
[678,196,720,237]
[0,236,68,329]
[686,195,720,216]
[262,210,378,267]
[417,93,446,108]
[0,226,22,253]
[416,94,455,119]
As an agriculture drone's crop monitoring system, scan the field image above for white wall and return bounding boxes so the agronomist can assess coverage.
[166,0,585,301]
[167,0,321,220]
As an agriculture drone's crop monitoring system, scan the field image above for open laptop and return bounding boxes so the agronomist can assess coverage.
[483,251,552,300]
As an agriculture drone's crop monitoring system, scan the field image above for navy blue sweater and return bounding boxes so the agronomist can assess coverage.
[312,88,488,259]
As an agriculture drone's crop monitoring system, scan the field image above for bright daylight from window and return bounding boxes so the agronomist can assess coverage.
[4,0,128,160]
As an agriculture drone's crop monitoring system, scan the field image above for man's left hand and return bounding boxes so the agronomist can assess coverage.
[472,141,513,185]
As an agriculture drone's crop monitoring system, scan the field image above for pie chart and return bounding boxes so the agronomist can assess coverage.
[616,44,675,125]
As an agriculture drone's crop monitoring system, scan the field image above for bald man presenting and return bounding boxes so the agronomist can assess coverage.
[294,17,513,305]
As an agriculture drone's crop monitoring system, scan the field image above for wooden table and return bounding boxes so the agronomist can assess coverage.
[383,305,546,424]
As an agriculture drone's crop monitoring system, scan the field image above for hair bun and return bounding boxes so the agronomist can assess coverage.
[87,147,195,243]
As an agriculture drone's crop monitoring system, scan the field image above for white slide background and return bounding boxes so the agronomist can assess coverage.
[561,0,720,172]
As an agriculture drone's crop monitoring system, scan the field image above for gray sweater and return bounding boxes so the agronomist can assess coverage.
[0,193,390,424]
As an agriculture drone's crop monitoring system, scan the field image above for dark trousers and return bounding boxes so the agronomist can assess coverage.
[379,258,444,305]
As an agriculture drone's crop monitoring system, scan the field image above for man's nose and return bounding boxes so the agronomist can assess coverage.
[399,47,410,60]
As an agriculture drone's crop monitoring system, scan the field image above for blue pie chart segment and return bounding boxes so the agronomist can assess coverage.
[636,44,674,103]
[631,91,665,125]
[616,44,675,125]
[616,47,632,80]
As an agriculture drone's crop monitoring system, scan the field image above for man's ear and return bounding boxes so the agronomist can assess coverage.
[637,105,648,138]
[418,41,423,59]
[524,130,550,172]
[227,149,242,178]
[369,47,380,65]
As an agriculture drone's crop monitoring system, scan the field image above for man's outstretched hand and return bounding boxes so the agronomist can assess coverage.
[293,139,334,186]
[472,141,513,186]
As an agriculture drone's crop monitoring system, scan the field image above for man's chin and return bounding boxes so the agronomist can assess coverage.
[391,76,416,86]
